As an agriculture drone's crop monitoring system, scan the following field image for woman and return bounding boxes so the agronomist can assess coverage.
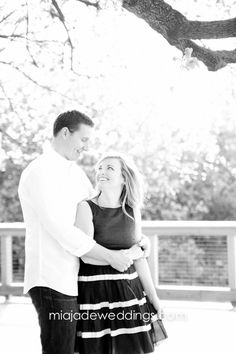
[74,153,167,354]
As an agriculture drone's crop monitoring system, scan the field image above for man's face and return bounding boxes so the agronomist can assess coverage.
[64,124,92,161]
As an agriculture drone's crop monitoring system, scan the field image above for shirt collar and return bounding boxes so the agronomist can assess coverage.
[44,145,75,167]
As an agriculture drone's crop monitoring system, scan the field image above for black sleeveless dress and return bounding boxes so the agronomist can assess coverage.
[75,200,158,354]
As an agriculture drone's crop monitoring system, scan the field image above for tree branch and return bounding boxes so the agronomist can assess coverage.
[25,1,38,67]
[0,127,24,149]
[0,61,75,101]
[171,18,236,40]
[173,39,236,71]
[0,82,29,131]
[0,34,26,39]
[0,83,15,113]
[51,0,75,70]
[123,0,236,71]
[0,34,63,45]
[0,10,16,24]
[75,0,101,10]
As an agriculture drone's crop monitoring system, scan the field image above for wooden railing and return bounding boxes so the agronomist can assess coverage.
[1,222,236,303]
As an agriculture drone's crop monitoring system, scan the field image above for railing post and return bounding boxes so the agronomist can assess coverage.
[147,235,159,289]
[1,235,13,287]
[227,234,236,289]
[227,234,236,306]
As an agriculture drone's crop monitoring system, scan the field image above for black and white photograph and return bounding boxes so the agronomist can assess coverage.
[0,1,236,353]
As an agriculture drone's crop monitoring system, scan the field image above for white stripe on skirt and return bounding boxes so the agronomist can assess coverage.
[77,323,152,338]
[78,271,138,282]
[80,297,147,310]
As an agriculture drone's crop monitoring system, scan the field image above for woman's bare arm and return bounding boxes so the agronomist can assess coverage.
[133,208,162,314]
[74,201,108,265]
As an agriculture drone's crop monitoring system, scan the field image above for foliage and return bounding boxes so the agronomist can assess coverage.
[0,159,24,222]
[159,235,228,286]
[0,0,235,286]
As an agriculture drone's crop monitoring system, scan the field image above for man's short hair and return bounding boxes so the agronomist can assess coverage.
[53,110,94,137]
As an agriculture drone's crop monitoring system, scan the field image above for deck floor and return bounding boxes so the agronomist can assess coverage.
[0,297,235,354]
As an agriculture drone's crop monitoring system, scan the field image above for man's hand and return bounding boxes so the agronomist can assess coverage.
[108,250,133,272]
[138,234,151,257]
[124,244,144,260]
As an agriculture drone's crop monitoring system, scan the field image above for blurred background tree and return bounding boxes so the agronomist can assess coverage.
[0,0,236,222]
[0,0,235,285]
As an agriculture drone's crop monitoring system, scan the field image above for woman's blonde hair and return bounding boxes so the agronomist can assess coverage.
[96,153,143,219]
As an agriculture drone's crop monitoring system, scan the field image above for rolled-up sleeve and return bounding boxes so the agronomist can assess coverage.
[19,163,96,258]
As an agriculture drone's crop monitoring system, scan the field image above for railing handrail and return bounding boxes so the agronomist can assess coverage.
[1,221,236,236]
[142,220,236,236]
[0,222,236,303]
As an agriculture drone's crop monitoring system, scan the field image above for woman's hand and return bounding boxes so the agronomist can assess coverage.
[138,234,151,257]
[153,299,164,319]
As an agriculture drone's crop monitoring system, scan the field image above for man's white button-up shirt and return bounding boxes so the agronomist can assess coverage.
[18,147,96,296]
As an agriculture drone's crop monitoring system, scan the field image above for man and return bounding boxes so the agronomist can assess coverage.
[18,110,148,354]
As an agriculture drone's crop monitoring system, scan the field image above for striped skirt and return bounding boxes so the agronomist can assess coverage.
[75,260,159,354]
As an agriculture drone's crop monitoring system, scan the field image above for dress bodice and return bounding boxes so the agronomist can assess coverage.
[86,200,138,250]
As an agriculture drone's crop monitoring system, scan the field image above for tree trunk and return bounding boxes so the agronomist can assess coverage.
[122,0,236,71]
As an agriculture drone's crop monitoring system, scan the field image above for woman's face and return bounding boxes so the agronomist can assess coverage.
[96,158,124,191]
